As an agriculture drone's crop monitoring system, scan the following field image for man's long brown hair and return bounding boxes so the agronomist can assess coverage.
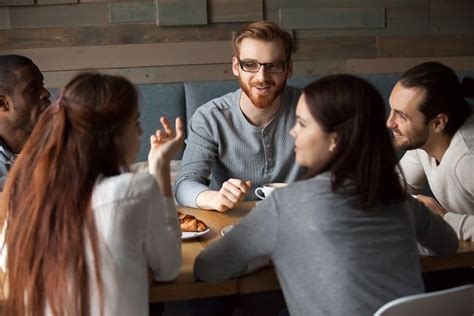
[0,72,138,315]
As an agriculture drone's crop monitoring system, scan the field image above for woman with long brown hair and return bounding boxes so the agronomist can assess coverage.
[0,72,183,315]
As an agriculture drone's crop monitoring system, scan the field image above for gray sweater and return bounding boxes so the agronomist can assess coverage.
[194,172,458,316]
[175,87,301,208]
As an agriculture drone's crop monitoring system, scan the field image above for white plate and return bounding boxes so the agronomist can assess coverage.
[181,228,210,240]
[220,224,235,237]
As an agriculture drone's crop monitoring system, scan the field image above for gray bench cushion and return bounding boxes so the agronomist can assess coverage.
[138,83,185,160]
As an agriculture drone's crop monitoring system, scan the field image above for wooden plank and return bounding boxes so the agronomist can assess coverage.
[0,41,232,71]
[377,35,474,58]
[0,8,9,30]
[292,60,346,76]
[149,238,239,302]
[42,64,236,88]
[109,1,155,23]
[37,0,77,4]
[420,240,474,272]
[156,0,207,26]
[0,23,245,50]
[265,0,429,35]
[346,56,474,74]
[430,0,474,33]
[0,0,33,5]
[265,0,428,22]
[9,3,110,28]
[208,0,263,23]
[79,0,131,3]
[294,37,376,60]
[280,7,385,30]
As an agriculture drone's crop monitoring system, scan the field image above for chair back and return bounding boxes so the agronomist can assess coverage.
[374,284,474,316]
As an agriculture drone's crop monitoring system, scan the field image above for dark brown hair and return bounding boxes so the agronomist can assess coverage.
[303,74,405,208]
[400,62,472,136]
[233,21,294,60]
[0,72,138,315]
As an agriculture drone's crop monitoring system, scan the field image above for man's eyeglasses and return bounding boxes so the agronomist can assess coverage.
[237,58,289,74]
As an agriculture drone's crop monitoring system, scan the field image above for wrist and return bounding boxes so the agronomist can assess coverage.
[196,190,218,210]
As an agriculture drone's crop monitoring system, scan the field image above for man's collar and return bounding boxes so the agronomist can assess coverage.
[0,138,17,164]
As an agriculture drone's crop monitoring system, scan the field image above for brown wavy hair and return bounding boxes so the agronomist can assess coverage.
[0,72,138,315]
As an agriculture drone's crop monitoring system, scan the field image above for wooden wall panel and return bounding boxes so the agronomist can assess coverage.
[208,0,263,23]
[156,0,207,26]
[430,0,474,33]
[346,56,474,74]
[43,64,236,88]
[109,1,155,23]
[294,37,376,60]
[0,0,33,5]
[0,0,472,87]
[0,41,232,71]
[280,8,385,30]
[269,0,429,36]
[80,0,140,2]
[9,3,110,28]
[292,60,346,76]
[0,8,9,30]
[0,23,246,50]
[37,0,77,4]
[378,35,474,58]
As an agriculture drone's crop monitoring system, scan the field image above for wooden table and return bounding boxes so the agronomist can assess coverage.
[149,201,474,302]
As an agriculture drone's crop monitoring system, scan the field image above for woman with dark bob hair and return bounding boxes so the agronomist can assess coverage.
[194,74,458,315]
[0,73,184,315]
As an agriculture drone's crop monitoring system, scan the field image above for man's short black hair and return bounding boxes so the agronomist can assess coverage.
[0,55,35,95]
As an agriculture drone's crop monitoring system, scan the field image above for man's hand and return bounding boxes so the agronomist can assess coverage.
[414,194,447,217]
[196,179,252,212]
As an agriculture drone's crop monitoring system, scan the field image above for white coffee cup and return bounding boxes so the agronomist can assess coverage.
[255,183,288,200]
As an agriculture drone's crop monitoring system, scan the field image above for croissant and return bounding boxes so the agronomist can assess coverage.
[178,212,208,232]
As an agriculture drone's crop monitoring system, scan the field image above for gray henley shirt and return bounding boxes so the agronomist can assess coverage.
[175,86,301,208]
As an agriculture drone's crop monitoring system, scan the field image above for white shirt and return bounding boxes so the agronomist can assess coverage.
[1,172,182,315]
[400,115,474,240]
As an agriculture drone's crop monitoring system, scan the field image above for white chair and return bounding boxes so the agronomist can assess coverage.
[374,284,474,316]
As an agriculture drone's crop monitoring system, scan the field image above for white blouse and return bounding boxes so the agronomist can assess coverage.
[1,172,182,315]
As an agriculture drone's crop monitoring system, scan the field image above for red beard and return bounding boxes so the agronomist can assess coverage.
[239,77,286,109]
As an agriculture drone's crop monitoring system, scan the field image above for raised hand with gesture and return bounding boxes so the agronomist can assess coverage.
[148,116,184,197]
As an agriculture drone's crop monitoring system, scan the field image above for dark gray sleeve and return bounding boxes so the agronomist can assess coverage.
[411,197,459,256]
[174,109,218,208]
[194,198,278,283]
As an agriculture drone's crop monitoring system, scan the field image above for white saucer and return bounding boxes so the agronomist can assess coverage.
[181,228,210,240]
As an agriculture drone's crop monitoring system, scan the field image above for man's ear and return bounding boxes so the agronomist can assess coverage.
[432,113,448,133]
[0,95,10,112]
[232,56,240,77]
